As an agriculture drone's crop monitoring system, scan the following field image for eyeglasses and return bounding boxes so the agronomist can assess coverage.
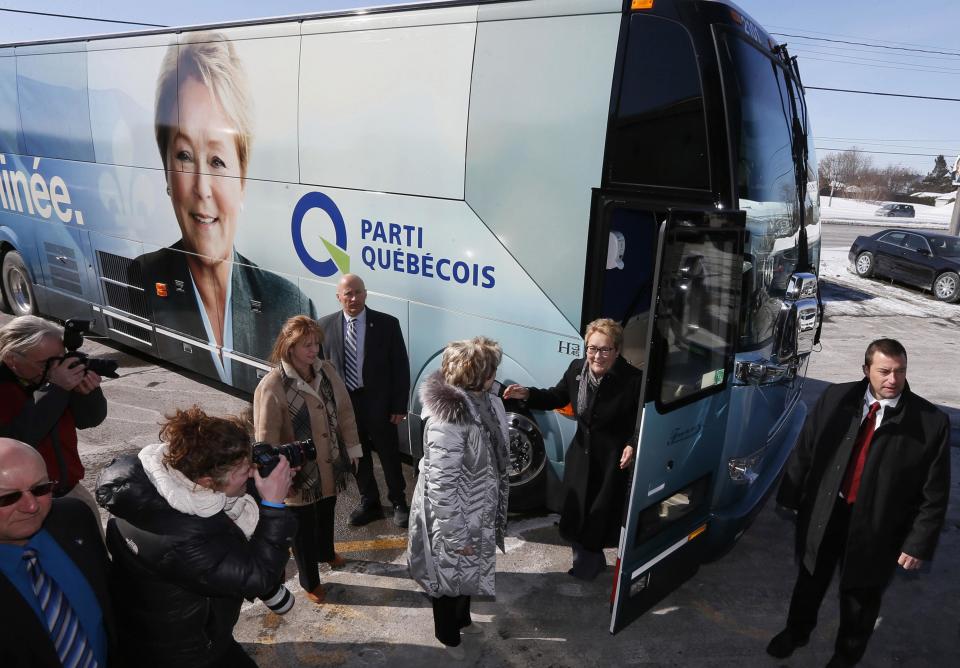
[586,346,615,357]
[0,481,58,507]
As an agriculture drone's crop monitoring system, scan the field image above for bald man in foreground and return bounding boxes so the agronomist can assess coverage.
[0,438,119,667]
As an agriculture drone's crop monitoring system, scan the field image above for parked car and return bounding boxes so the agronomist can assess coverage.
[849,229,960,302]
[874,203,915,218]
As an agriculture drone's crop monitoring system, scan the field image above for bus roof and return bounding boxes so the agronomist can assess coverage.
[0,0,621,50]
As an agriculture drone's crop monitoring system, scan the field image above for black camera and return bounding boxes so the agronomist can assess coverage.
[58,319,120,379]
[252,439,316,476]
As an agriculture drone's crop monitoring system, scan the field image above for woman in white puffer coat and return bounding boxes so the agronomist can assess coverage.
[407,336,509,659]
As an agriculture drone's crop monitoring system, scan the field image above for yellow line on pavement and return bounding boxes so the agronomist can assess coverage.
[334,536,408,553]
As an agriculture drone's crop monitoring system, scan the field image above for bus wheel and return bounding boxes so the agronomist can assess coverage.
[2,251,37,316]
[505,409,547,510]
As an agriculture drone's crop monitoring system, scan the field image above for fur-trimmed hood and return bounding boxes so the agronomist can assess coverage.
[419,371,475,425]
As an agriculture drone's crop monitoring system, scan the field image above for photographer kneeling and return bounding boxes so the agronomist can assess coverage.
[96,406,297,668]
[0,315,107,523]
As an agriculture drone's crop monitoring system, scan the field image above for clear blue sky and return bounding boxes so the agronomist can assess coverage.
[1,0,957,175]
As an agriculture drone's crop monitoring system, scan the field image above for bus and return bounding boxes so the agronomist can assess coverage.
[0,0,821,631]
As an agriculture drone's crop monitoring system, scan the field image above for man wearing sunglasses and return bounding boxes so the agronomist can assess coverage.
[0,316,107,524]
[0,438,118,667]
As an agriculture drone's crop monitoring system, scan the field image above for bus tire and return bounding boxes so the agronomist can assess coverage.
[503,403,547,511]
[933,271,960,303]
[2,251,37,316]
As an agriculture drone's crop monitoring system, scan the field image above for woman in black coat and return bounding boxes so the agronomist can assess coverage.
[96,407,296,668]
[504,318,642,580]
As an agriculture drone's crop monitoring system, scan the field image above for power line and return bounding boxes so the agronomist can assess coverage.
[0,7,166,28]
[799,55,960,77]
[772,32,960,58]
[815,147,945,158]
[805,86,960,102]
[765,24,960,55]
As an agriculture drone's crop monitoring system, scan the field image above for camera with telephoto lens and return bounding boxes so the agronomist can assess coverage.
[252,439,316,476]
[56,319,120,379]
[260,583,294,615]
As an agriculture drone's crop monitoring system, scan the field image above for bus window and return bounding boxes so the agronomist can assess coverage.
[607,14,709,191]
[718,31,800,349]
[653,223,740,407]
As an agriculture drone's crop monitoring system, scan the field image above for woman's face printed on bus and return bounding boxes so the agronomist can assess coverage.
[585,331,618,378]
[166,75,244,265]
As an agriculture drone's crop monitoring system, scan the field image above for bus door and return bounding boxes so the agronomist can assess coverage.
[609,209,745,633]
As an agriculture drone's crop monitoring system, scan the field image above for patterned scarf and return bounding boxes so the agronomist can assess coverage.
[576,362,603,419]
[281,363,352,498]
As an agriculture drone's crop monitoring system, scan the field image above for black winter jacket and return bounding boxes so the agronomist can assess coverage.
[96,455,296,667]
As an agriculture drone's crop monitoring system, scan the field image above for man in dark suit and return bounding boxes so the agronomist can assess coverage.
[767,338,951,667]
[318,274,411,528]
[0,438,119,667]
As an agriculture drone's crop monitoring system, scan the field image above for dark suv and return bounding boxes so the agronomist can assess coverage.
[874,203,915,218]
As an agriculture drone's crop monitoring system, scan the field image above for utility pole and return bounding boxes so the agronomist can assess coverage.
[951,155,960,236]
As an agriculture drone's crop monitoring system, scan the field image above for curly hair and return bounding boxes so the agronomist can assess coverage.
[160,406,251,486]
[440,336,502,391]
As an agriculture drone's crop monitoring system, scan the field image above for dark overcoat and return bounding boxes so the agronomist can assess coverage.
[777,379,951,589]
[525,356,643,551]
[0,498,121,668]
[317,308,410,448]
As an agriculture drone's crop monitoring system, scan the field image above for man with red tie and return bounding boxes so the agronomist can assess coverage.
[767,338,951,667]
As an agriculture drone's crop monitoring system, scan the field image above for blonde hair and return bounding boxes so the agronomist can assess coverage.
[0,315,62,361]
[440,336,502,391]
[268,315,324,366]
[155,32,253,180]
[584,318,623,350]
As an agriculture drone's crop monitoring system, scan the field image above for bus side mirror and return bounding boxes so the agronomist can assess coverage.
[772,272,819,362]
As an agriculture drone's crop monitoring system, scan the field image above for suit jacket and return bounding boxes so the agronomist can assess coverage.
[317,307,410,447]
[0,498,120,668]
[136,241,316,393]
[777,379,951,589]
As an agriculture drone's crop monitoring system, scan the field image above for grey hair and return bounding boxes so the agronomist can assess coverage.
[0,316,62,361]
[440,336,502,391]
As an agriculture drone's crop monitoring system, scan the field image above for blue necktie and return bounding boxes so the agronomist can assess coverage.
[22,548,99,668]
[344,318,361,391]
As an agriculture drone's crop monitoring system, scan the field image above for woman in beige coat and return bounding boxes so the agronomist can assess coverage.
[254,316,362,604]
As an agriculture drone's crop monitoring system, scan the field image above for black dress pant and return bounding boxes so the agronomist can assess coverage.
[350,388,407,509]
[210,639,258,667]
[431,595,472,647]
[786,498,885,665]
[290,496,337,591]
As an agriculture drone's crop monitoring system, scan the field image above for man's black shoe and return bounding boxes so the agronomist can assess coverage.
[765,628,810,659]
[349,505,385,526]
[393,503,410,529]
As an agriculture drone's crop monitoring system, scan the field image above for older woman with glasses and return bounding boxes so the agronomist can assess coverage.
[504,318,642,580]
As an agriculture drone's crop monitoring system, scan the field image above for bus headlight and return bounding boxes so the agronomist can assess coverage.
[728,446,766,484]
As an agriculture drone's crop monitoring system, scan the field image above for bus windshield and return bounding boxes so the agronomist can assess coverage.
[718,31,801,350]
